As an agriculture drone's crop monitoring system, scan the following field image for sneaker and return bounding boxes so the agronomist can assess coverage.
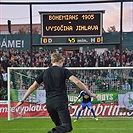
[74,120,77,123]
[95,117,98,121]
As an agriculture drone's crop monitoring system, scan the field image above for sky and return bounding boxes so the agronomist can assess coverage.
[0,0,133,32]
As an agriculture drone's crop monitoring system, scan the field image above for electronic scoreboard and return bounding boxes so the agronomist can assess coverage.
[40,11,103,45]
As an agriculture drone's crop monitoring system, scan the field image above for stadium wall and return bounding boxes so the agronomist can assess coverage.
[0,32,133,51]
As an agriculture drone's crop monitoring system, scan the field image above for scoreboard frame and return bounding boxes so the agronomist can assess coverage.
[40,11,104,45]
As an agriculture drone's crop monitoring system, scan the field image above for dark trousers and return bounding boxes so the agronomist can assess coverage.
[46,96,72,133]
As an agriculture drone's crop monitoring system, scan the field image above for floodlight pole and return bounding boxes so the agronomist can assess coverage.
[30,3,33,67]
[120,2,123,67]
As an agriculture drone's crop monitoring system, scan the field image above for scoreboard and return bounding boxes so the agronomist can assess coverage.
[40,11,103,45]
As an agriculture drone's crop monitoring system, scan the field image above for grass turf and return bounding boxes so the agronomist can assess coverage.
[0,117,133,133]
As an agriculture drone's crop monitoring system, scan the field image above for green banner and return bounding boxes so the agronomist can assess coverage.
[68,91,119,104]
[11,89,37,103]
[0,34,40,50]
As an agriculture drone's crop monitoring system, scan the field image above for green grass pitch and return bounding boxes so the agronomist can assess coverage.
[0,117,133,133]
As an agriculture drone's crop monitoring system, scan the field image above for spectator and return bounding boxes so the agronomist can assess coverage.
[100,80,109,91]
[95,76,104,88]
[94,58,99,67]
[125,58,131,66]
[1,56,10,71]
[88,76,94,87]
[104,57,111,67]
[1,68,7,88]
[116,59,121,67]
[90,82,99,92]
[122,80,131,90]
[106,71,115,84]
[116,80,122,90]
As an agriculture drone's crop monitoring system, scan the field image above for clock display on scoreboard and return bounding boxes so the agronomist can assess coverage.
[41,36,103,45]
[40,11,103,44]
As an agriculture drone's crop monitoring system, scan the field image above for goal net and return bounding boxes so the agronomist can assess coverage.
[8,67,133,120]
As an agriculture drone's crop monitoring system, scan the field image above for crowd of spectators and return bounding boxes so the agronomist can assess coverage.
[0,47,133,99]
[0,47,133,70]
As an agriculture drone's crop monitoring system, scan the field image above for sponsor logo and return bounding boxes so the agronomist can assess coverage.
[0,103,133,117]
[123,92,133,110]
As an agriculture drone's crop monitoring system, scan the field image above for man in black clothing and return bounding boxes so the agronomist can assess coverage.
[15,53,101,133]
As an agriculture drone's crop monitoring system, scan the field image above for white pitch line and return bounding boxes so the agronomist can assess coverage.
[1,128,133,131]
[74,128,133,130]
[1,128,47,130]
